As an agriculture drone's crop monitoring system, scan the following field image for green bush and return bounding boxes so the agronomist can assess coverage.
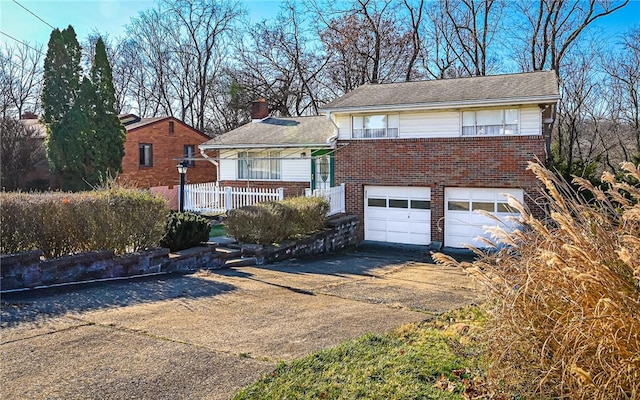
[226,196,329,245]
[0,189,168,258]
[159,211,210,251]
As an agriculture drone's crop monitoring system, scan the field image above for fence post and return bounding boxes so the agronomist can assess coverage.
[340,183,346,213]
[225,187,232,211]
[277,188,284,200]
[304,188,311,197]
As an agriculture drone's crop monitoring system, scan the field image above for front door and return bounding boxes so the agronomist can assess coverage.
[311,150,333,190]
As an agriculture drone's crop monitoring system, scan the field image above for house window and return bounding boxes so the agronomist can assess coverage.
[352,114,399,138]
[238,151,281,180]
[169,121,175,134]
[462,108,519,136]
[183,145,195,167]
[139,143,153,167]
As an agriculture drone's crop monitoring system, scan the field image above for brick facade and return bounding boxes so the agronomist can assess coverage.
[119,118,217,188]
[218,180,310,198]
[334,135,547,242]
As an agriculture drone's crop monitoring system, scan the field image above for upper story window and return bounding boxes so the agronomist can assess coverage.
[139,143,153,167]
[462,108,519,136]
[352,114,399,138]
[238,151,281,180]
[183,145,195,167]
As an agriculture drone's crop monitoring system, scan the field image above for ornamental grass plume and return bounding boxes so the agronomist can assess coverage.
[433,162,640,399]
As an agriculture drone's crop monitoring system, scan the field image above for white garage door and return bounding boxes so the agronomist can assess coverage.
[445,187,523,248]
[365,186,431,245]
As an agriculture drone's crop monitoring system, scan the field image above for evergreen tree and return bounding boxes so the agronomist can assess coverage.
[42,28,125,190]
[88,37,126,181]
[42,26,86,189]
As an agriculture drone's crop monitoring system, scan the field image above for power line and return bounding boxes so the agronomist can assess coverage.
[0,31,46,56]
[11,0,56,30]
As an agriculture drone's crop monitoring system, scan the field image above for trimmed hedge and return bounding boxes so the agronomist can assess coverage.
[226,196,329,245]
[0,189,168,258]
[160,211,211,251]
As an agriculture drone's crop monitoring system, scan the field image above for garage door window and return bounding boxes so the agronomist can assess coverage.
[411,200,431,209]
[368,198,386,207]
[497,202,517,213]
[472,202,495,212]
[448,201,469,211]
[389,199,408,208]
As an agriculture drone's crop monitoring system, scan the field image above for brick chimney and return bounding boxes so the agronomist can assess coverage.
[251,98,269,121]
[21,111,37,119]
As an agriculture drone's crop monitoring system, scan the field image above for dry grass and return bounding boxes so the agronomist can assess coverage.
[434,162,640,399]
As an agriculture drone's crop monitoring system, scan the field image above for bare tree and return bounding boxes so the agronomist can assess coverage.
[441,0,505,76]
[513,0,629,77]
[603,27,640,157]
[0,42,44,118]
[0,117,45,190]
[121,0,244,132]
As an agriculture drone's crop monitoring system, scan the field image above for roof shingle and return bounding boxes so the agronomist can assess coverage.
[321,70,559,111]
[200,116,336,148]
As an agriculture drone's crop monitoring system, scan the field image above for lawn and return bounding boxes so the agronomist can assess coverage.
[209,224,226,238]
[233,306,487,400]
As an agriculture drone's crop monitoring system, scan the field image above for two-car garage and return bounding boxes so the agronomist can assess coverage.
[364,186,523,248]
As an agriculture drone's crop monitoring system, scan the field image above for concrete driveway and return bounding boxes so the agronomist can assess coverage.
[0,244,483,400]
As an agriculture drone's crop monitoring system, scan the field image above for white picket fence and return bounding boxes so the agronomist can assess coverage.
[183,182,284,214]
[305,183,346,216]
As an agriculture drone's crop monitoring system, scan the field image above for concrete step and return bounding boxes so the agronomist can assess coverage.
[214,247,241,259]
[224,257,257,267]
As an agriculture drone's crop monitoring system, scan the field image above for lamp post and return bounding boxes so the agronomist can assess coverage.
[177,161,189,212]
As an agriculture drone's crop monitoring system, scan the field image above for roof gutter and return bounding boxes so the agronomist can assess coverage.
[199,142,335,150]
[319,95,560,114]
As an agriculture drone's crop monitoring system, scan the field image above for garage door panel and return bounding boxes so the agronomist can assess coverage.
[445,187,523,248]
[365,186,431,245]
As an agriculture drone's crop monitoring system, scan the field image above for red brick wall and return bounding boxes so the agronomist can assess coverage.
[334,135,546,242]
[119,118,217,188]
[218,180,310,198]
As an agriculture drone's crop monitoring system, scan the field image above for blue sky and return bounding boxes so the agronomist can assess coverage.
[1,0,639,51]
[0,0,281,48]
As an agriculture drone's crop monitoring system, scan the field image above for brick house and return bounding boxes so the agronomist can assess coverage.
[119,115,216,188]
[200,71,559,248]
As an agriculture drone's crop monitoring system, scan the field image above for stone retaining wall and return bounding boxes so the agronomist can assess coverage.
[263,215,359,263]
[1,215,360,292]
[1,247,222,292]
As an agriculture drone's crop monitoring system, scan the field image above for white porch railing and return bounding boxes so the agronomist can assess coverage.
[183,182,284,214]
[305,183,346,216]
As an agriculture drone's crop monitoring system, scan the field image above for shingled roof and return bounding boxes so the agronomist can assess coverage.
[321,70,559,112]
[200,116,337,149]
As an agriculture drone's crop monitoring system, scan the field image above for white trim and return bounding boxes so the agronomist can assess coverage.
[199,142,335,150]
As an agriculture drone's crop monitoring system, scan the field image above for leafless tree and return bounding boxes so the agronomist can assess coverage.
[122,0,243,132]
[603,27,640,157]
[0,42,44,118]
[513,0,629,77]
[0,117,45,190]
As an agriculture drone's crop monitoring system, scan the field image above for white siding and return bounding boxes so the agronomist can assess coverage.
[334,115,351,139]
[519,106,542,135]
[281,149,311,182]
[219,150,236,180]
[331,105,543,139]
[219,148,311,183]
[399,111,460,138]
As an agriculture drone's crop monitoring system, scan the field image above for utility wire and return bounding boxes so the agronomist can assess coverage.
[0,31,46,56]
[11,0,56,30]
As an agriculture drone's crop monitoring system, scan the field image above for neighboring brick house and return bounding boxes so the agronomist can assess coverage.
[119,115,216,188]
[200,71,559,248]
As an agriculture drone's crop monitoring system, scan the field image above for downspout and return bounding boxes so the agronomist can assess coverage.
[199,147,220,183]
